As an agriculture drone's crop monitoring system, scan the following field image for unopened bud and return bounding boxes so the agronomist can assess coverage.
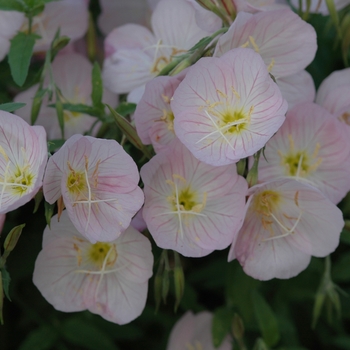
[232,313,245,340]
[4,224,25,254]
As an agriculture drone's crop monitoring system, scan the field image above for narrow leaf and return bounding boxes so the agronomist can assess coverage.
[252,290,280,347]
[44,201,55,228]
[91,62,103,108]
[55,87,64,138]
[8,32,38,86]
[0,102,26,112]
[62,318,118,350]
[33,190,43,213]
[19,326,58,350]
[1,266,11,300]
[212,307,235,347]
[106,104,153,159]
[0,0,25,11]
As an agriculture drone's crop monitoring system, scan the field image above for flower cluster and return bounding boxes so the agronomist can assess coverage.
[1,0,349,344]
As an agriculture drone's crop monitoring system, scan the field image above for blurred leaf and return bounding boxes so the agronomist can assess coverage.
[8,32,39,86]
[61,317,118,350]
[91,62,103,109]
[115,102,137,117]
[51,35,70,60]
[253,337,269,350]
[55,87,64,138]
[174,251,185,312]
[325,0,342,38]
[0,0,25,11]
[0,102,26,112]
[333,253,350,282]
[0,266,10,300]
[332,336,350,349]
[18,326,57,350]
[340,229,350,245]
[341,13,350,66]
[212,307,235,348]
[33,190,43,213]
[48,139,65,153]
[252,290,280,347]
[226,262,260,321]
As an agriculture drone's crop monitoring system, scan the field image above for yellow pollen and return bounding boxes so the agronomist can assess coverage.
[280,139,323,177]
[66,162,87,196]
[162,94,171,104]
[249,36,260,53]
[230,86,240,99]
[159,109,175,131]
[88,242,117,268]
[267,58,275,72]
[216,89,228,99]
[339,112,350,125]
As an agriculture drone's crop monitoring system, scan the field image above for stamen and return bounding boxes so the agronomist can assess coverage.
[249,36,260,53]
[267,58,275,72]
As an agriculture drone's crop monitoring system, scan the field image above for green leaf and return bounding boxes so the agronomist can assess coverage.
[44,201,55,228]
[115,102,137,117]
[212,307,235,348]
[1,266,11,300]
[252,290,280,347]
[61,318,118,350]
[91,62,103,108]
[33,190,43,213]
[0,102,26,112]
[19,326,58,350]
[340,229,350,245]
[48,139,65,153]
[55,87,64,138]
[31,87,48,125]
[0,0,25,11]
[106,104,153,159]
[8,32,39,86]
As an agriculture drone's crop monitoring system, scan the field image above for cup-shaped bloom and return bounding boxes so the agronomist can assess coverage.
[15,53,116,140]
[167,311,232,350]
[134,75,182,153]
[0,111,47,214]
[171,48,287,166]
[141,141,248,257]
[102,0,210,94]
[33,211,153,325]
[214,10,317,79]
[316,68,350,116]
[43,135,144,243]
[229,178,344,280]
[257,103,350,204]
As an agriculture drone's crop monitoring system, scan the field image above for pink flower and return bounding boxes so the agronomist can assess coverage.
[276,70,315,110]
[134,75,182,153]
[214,9,317,79]
[0,10,25,61]
[22,0,89,53]
[0,111,47,214]
[43,135,144,243]
[167,311,232,350]
[33,211,153,325]
[102,0,211,94]
[171,48,287,166]
[98,0,151,35]
[229,178,344,280]
[257,103,350,204]
[141,141,247,257]
[15,53,116,140]
[316,68,350,116]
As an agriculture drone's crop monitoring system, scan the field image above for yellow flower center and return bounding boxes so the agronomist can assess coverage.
[88,242,117,268]
[279,135,322,177]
